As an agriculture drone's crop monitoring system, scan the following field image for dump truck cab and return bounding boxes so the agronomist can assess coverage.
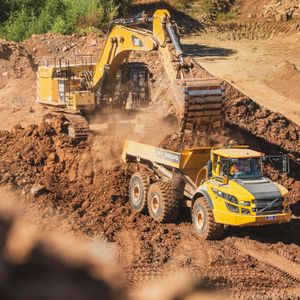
[193,148,290,233]
[122,140,291,240]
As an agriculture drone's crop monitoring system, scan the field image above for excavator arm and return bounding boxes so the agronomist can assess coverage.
[93,9,225,133]
[152,10,225,133]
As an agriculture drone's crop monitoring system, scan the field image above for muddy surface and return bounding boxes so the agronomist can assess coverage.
[0,108,299,299]
[1,3,300,298]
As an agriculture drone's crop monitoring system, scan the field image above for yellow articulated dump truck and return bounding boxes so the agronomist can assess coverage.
[122,140,291,239]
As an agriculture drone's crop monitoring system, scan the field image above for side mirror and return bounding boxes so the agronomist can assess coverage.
[282,155,290,174]
[207,160,212,178]
[263,154,290,174]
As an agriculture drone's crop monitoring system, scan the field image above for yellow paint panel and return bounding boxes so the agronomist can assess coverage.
[153,9,170,46]
[39,66,54,78]
[122,140,181,168]
[214,148,263,158]
[213,209,291,226]
[39,76,53,102]
[73,92,95,111]
[52,79,59,102]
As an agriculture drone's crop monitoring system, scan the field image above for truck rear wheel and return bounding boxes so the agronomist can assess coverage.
[147,181,178,223]
[129,172,151,213]
[192,197,224,240]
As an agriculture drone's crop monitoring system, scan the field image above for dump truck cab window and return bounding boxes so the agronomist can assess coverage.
[229,158,262,179]
[220,159,229,177]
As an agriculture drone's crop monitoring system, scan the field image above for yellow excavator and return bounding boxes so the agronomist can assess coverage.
[37,9,224,139]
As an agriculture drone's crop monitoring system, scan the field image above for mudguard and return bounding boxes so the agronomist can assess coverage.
[192,187,214,209]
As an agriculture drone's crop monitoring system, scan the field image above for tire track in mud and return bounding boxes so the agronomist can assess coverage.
[118,225,296,296]
[235,239,300,298]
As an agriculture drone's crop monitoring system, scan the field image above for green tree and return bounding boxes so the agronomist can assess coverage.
[0,0,131,41]
[8,0,46,16]
[1,9,37,41]
[36,0,67,34]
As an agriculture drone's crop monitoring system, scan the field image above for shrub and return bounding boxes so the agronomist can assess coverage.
[0,0,130,41]
[1,9,37,41]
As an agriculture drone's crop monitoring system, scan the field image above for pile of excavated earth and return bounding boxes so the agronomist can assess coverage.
[267,61,300,104]
[1,1,300,299]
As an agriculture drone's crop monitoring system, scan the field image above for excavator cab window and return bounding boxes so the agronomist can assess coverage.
[126,63,149,106]
[113,62,149,109]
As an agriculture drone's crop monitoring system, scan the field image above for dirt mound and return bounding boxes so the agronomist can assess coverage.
[236,0,300,21]
[22,32,103,65]
[262,0,300,21]
[0,40,35,88]
[0,32,104,131]
[267,61,300,103]
[0,115,299,297]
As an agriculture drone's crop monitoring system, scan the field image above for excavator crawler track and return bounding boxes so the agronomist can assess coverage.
[68,125,90,141]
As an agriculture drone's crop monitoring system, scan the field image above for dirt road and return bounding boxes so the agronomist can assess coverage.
[183,31,300,125]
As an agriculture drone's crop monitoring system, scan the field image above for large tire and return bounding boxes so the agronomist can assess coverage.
[147,181,178,223]
[129,172,151,213]
[192,197,224,240]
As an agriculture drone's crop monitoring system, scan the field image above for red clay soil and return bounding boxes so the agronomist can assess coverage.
[0,197,126,300]
[0,113,299,298]
[1,28,300,298]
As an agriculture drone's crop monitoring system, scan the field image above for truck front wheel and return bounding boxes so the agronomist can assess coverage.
[148,181,178,223]
[192,197,224,240]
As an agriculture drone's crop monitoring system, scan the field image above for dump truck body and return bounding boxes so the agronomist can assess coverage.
[123,140,291,238]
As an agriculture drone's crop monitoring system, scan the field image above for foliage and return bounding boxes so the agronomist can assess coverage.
[216,10,237,22]
[0,0,130,41]
[201,0,214,14]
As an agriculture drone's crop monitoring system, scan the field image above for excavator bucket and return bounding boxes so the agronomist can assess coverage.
[174,78,225,133]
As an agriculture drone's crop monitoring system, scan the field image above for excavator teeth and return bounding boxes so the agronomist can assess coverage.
[180,80,225,133]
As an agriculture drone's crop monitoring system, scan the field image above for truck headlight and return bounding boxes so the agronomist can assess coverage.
[240,201,251,206]
[241,208,251,215]
[226,202,239,213]
[227,195,238,205]
[211,189,238,205]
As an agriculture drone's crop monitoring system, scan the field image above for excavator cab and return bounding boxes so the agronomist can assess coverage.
[107,62,150,109]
